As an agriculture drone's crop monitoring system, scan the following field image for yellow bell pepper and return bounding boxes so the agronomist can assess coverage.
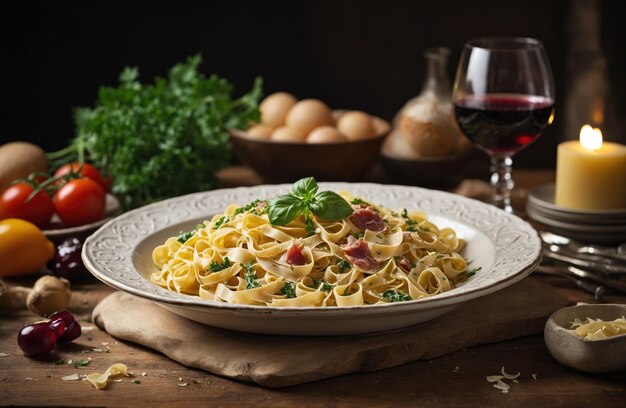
[0,218,55,277]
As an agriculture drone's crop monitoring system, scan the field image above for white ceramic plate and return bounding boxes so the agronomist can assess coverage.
[527,207,626,244]
[528,184,626,221]
[526,206,626,233]
[82,183,541,336]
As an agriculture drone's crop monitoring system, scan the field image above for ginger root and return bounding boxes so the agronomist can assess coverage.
[0,280,31,312]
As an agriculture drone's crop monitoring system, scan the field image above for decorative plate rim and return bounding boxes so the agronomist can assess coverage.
[82,182,542,314]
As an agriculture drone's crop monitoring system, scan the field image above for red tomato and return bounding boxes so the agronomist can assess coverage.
[0,183,54,227]
[54,163,107,191]
[53,178,105,226]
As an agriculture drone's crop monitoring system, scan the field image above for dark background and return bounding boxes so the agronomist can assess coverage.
[1,0,624,168]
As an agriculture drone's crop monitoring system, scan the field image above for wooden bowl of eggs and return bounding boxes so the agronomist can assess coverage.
[230,92,390,182]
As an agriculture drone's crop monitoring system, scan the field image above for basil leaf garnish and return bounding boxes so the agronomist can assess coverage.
[267,177,353,226]
[309,191,354,221]
[267,194,304,225]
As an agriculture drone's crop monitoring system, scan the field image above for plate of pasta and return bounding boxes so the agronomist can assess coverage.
[82,178,541,335]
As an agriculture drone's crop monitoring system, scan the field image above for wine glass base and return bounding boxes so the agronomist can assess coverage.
[491,195,528,218]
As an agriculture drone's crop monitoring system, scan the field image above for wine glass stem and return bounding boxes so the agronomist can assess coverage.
[490,156,514,213]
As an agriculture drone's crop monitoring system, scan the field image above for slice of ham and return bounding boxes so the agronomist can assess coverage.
[350,206,385,232]
[342,235,379,271]
[285,242,307,265]
[397,256,413,272]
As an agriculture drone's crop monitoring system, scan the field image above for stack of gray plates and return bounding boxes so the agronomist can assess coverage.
[526,183,626,244]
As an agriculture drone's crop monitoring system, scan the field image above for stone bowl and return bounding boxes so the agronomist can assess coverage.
[544,303,626,373]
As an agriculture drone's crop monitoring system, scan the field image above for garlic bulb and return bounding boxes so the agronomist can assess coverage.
[26,275,72,316]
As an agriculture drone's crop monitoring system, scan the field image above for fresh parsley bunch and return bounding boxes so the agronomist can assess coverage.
[71,55,262,209]
[267,177,354,233]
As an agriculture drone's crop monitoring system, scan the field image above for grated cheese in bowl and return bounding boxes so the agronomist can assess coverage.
[570,316,626,340]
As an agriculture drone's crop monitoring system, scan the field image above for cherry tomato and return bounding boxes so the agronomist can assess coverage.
[54,163,107,191]
[53,178,105,226]
[0,183,54,227]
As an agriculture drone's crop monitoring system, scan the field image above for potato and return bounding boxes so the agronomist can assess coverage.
[0,142,48,192]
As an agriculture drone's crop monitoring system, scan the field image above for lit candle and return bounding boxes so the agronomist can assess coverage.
[555,125,626,210]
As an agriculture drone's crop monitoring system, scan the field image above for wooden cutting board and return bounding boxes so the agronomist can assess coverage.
[93,277,569,387]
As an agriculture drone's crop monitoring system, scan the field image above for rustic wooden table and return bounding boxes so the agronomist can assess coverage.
[1,167,625,407]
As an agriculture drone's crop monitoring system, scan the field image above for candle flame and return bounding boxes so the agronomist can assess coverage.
[580,125,603,151]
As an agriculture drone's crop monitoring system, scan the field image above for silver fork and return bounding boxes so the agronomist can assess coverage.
[540,231,626,264]
[535,265,606,301]
[543,245,626,275]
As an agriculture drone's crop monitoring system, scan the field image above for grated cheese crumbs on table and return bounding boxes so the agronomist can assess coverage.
[532,373,538,380]
[493,379,510,393]
[141,372,147,376]
[82,326,95,332]
[178,382,188,387]
[452,366,460,373]
[62,374,81,381]
[0,353,9,357]
[500,367,520,380]
[486,367,521,394]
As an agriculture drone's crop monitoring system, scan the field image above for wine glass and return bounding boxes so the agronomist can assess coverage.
[453,37,555,213]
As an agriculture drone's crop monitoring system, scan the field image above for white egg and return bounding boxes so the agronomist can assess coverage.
[271,126,307,143]
[336,111,376,141]
[307,126,347,143]
[260,92,297,128]
[285,99,334,135]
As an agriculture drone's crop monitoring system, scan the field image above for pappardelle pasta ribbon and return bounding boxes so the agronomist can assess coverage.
[151,185,473,307]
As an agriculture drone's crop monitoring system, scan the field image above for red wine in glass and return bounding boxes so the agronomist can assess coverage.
[455,94,554,155]
[453,37,555,213]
